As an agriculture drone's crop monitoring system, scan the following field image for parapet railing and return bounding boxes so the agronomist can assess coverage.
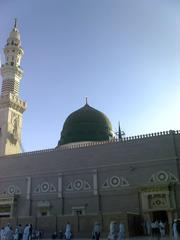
[59,130,180,150]
[2,129,180,158]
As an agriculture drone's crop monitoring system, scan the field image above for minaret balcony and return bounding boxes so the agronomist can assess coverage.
[1,65,23,79]
[0,93,27,113]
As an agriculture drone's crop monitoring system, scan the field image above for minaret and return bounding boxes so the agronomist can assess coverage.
[0,19,27,156]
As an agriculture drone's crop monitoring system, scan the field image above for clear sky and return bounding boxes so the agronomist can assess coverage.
[0,0,180,152]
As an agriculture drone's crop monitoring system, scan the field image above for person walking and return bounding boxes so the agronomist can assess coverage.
[64,222,72,240]
[14,227,20,240]
[107,221,117,240]
[92,222,100,240]
[118,223,125,240]
[23,225,30,240]
[173,219,179,240]
[6,227,13,240]
[173,219,180,240]
[18,225,23,240]
[1,227,6,240]
[159,221,165,238]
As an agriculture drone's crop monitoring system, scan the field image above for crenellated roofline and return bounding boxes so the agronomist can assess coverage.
[0,129,178,158]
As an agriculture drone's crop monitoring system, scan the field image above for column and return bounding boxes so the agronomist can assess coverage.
[92,169,101,212]
[167,210,173,240]
[26,177,31,216]
[93,169,98,195]
[58,173,64,214]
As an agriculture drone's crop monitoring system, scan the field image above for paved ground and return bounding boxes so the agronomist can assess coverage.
[126,237,170,239]
[44,237,172,240]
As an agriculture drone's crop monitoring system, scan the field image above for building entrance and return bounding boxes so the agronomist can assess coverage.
[0,204,11,217]
[0,196,15,217]
[0,214,10,217]
[152,211,168,222]
[152,211,169,235]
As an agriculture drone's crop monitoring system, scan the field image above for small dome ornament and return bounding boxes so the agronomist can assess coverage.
[9,18,21,42]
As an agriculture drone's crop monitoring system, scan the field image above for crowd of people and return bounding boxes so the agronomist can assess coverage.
[142,219,180,239]
[150,220,166,238]
[1,219,180,240]
[52,222,125,240]
[0,224,42,240]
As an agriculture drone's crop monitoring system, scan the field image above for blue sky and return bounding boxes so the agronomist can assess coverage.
[0,0,180,151]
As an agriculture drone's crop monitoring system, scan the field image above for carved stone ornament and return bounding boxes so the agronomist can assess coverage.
[7,185,21,195]
[8,112,20,142]
[149,194,169,209]
[149,170,178,183]
[102,176,129,189]
[65,179,91,192]
[34,182,56,194]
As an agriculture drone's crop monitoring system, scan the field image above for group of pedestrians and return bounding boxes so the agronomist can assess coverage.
[150,220,166,238]
[53,221,125,240]
[52,223,72,240]
[107,221,125,240]
[143,218,180,239]
[92,221,125,240]
[0,224,41,240]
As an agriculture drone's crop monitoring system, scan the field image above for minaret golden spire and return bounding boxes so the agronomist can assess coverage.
[14,18,17,28]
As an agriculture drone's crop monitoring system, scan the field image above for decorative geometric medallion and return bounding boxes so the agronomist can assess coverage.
[34,182,57,194]
[7,185,21,195]
[102,176,129,189]
[65,179,91,192]
[156,171,168,182]
[73,179,83,191]
[40,182,49,193]
[110,176,121,187]
[149,171,177,183]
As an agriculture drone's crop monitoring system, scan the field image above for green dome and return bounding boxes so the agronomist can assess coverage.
[58,104,113,146]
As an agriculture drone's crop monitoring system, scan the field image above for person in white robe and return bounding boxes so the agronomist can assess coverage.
[1,228,6,240]
[118,223,125,240]
[173,220,178,240]
[4,225,10,240]
[159,221,165,238]
[146,220,151,236]
[4,224,13,240]
[5,227,13,240]
[22,225,30,240]
[14,227,19,240]
[92,222,100,240]
[64,223,72,240]
[107,221,117,240]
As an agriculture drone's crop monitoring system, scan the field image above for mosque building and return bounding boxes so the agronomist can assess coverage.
[0,21,179,237]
